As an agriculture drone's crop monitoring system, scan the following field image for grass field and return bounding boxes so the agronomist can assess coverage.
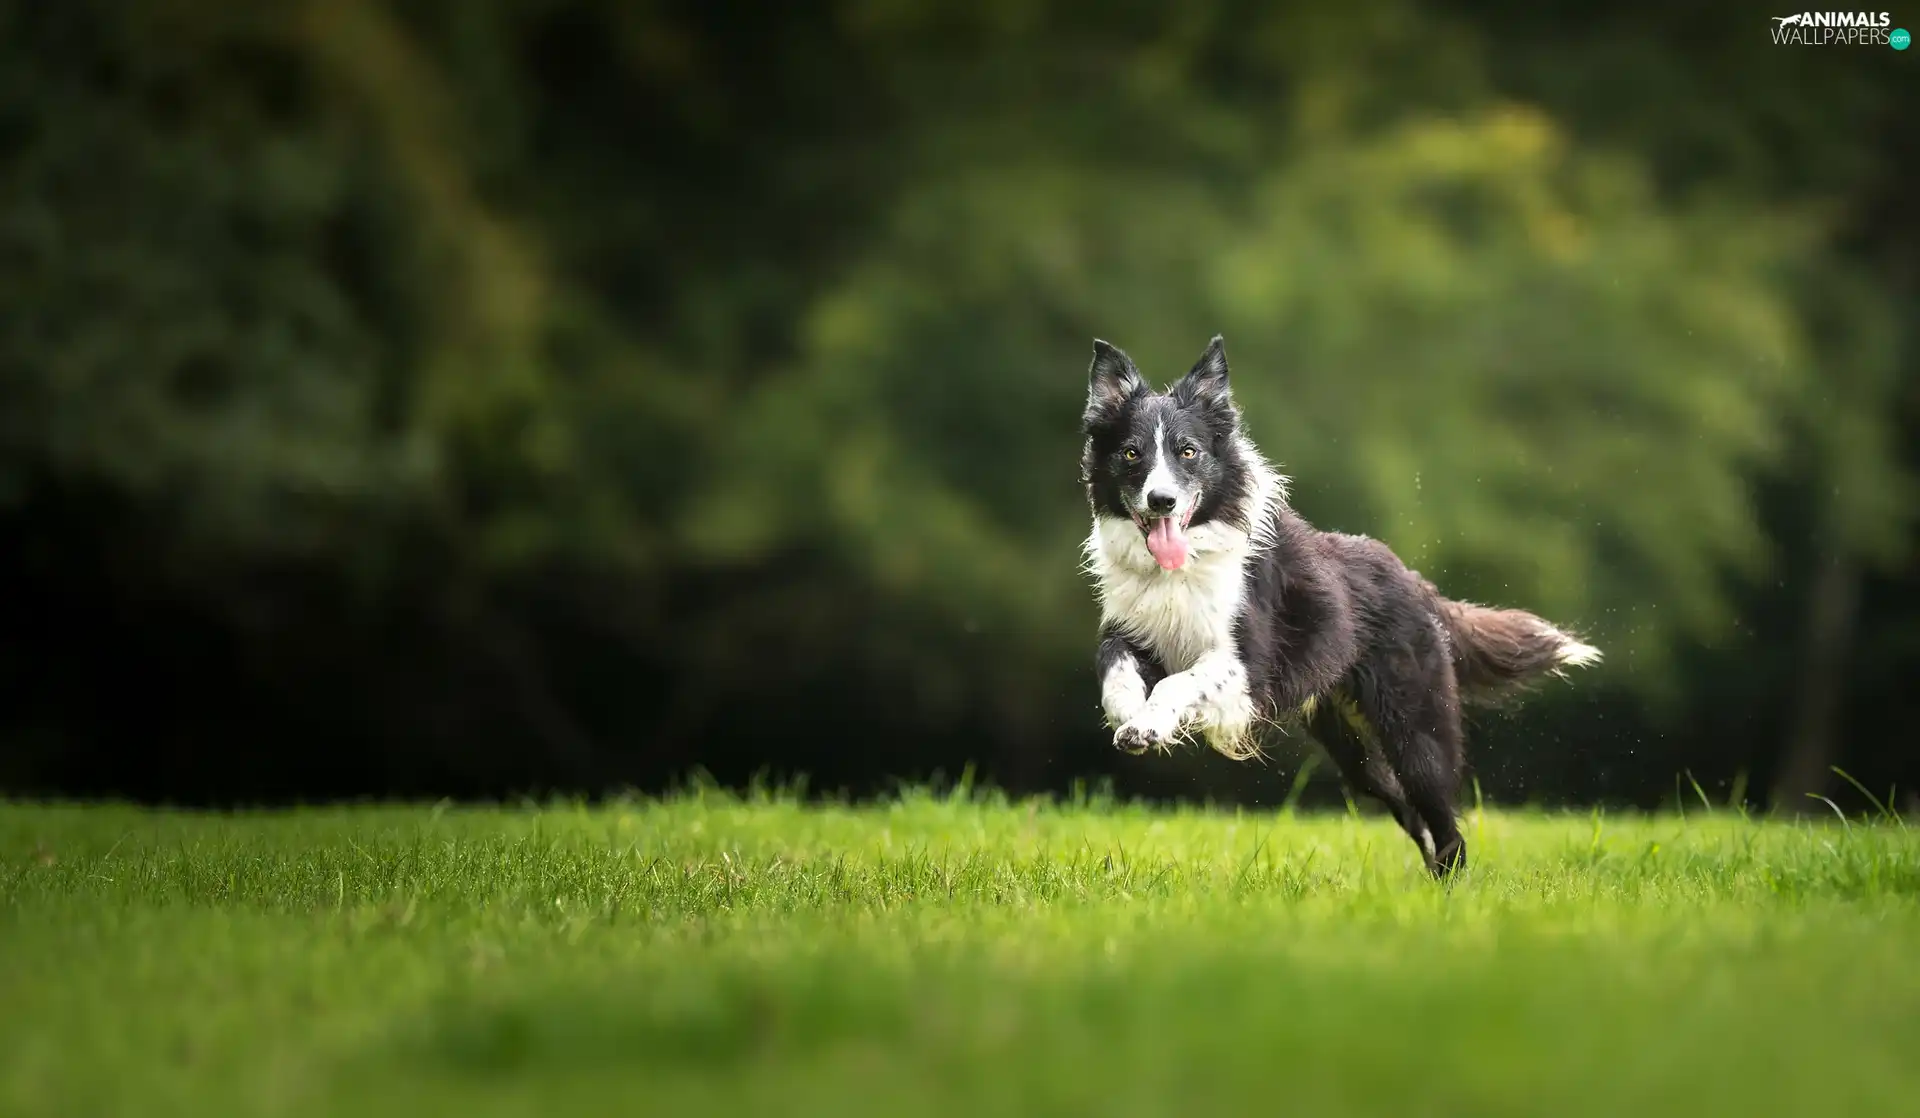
[4,791,1919,1117]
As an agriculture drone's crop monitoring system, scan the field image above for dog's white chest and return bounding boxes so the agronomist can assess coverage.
[1086,518,1248,671]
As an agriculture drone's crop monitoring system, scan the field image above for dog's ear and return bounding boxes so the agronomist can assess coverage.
[1174,335,1230,407]
[1086,339,1144,414]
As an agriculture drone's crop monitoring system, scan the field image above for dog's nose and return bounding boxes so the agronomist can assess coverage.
[1145,490,1177,515]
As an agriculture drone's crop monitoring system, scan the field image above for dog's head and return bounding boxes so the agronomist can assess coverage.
[1080,335,1253,572]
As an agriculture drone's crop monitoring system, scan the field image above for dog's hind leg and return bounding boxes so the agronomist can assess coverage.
[1351,643,1469,879]
[1395,742,1467,879]
[1306,690,1437,868]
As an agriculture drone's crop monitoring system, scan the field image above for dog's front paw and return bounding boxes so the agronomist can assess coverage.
[1114,707,1181,755]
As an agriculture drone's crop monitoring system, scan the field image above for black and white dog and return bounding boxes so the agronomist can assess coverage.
[1081,336,1599,877]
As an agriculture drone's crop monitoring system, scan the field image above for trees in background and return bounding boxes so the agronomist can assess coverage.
[2,0,1913,806]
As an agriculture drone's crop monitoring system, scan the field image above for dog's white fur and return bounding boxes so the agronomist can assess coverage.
[1083,437,1286,760]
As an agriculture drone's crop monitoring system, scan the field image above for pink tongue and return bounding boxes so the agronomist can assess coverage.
[1146,516,1189,571]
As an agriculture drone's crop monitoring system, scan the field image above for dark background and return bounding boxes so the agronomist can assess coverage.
[3,0,1915,813]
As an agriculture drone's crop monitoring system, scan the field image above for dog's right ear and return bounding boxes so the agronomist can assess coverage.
[1087,340,1144,414]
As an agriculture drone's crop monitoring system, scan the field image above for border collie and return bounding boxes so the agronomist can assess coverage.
[1081,336,1600,877]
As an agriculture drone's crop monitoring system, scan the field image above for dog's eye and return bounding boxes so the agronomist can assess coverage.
[1180,445,1198,459]
[1122,447,1139,461]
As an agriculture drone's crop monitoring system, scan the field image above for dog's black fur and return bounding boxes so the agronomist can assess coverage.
[1082,336,1597,878]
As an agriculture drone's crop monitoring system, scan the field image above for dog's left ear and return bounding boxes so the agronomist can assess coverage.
[1174,335,1231,407]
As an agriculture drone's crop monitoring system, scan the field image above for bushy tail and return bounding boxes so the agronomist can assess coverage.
[1432,590,1601,705]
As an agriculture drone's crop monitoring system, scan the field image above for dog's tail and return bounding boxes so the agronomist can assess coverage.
[1431,587,1601,705]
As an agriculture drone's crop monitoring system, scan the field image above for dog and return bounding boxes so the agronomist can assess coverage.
[1080,335,1600,877]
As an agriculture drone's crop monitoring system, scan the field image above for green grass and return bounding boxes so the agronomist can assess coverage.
[4,791,1918,1117]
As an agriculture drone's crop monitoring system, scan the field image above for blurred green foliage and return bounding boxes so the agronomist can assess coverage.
[1,0,1914,795]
